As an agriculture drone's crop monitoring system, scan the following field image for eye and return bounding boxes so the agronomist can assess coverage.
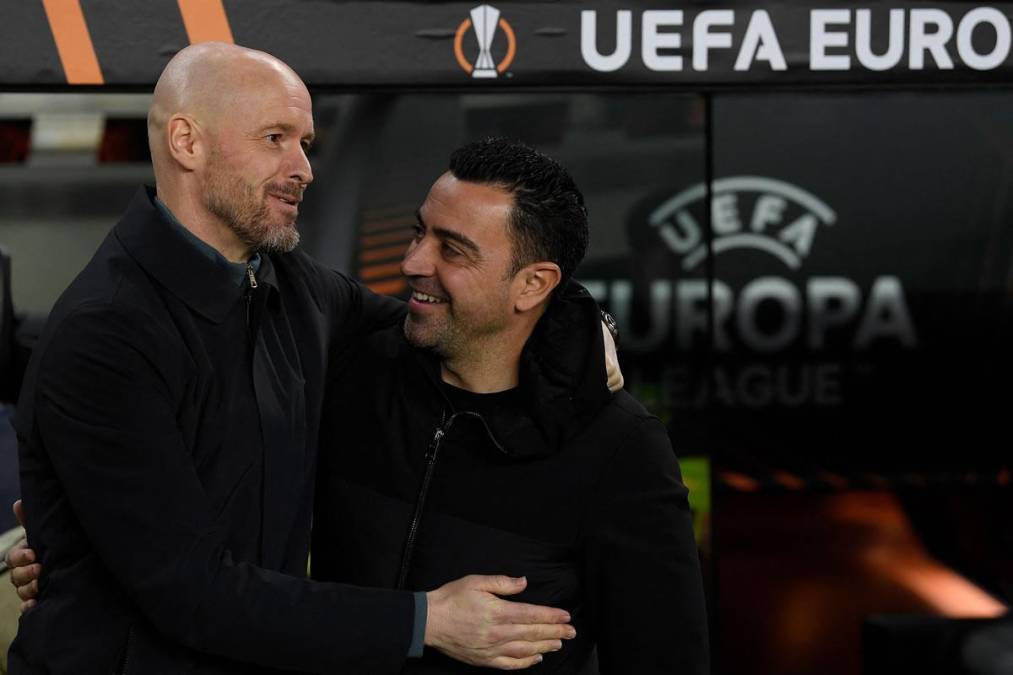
[411,223,424,239]
[441,242,461,259]
[301,139,313,152]
[266,133,282,144]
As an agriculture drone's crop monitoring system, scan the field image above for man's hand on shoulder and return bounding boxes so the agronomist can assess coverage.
[425,574,576,670]
[602,319,623,392]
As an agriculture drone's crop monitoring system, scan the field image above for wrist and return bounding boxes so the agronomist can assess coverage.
[423,591,437,647]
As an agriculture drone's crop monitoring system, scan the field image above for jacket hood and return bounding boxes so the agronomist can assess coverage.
[412,280,612,459]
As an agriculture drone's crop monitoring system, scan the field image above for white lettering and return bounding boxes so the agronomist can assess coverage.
[581,275,918,355]
[750,195,787,232]
[693,10,735,71]
[813,364,843,406]
[811,9,852,70]
[581,10,632,72]
[735,10,787,71]
[643,10,684,71]
[659,210,702,253]
[738,277,800,352]
[807,278,861,349]
[856,276,917,347]
[712,193,741,235]
[687,363,844,409]
[957,8,1011,71]
[778,213,819,257]
[677,280,733,351]
[910,9,955,69]
[856,9,906,71]
[609,280,670,351]
[739,364,775,407]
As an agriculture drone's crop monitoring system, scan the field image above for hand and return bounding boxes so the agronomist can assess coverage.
[425,575,576,670]
[8,500,41,612]
[602,321,623,392]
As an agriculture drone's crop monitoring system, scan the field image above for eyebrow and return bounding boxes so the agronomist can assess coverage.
[416,209,482,257]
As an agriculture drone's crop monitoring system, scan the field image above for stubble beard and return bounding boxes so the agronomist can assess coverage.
[203,157,301,254]
[403,312,459,359]
[402,295,511,364]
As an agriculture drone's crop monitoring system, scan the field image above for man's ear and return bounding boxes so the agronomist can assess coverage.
[166,114,204,171]
[514,262,561,313]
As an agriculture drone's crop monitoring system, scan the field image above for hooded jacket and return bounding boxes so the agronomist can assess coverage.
[313,283,709,674]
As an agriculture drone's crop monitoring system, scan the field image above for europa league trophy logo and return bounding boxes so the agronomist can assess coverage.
[453,4,516,78]
[470,4,501,78]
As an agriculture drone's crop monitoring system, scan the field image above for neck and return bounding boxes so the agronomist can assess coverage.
[439,319,538,394]
[156,187,253,263]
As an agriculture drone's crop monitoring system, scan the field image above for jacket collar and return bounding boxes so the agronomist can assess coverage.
[114,186,278,324]
[408,280,612,459]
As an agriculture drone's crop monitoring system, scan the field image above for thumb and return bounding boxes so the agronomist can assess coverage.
[471,574,527,596]
[12,500,24,528]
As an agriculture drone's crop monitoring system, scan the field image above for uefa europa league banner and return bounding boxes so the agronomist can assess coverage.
[2,1,1011,88]
[572,92,1012,477]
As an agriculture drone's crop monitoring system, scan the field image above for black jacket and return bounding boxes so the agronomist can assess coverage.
[313,284,709,674]
[11,187,415,674]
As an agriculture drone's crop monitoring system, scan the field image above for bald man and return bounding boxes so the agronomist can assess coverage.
[9,43,575,675]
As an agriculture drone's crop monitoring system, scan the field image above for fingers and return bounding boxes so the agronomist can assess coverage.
[606,368,624,392]
[16,579,38,602]
[496,639,564,659]
[20,599,36,613]
[467,574,527,596]
[7,540,34,569]
[493,598,571,626]
[491,623,576,644]
[12,499,24,528]
[11,563,41,593]
[601,323,624,392]
[487,654,544,670]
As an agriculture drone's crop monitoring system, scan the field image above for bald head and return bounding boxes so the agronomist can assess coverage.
[146,43,315,261]
[148,42,308,174]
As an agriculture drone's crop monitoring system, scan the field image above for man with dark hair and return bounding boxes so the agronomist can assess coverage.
[312,138,710,673]
[447,137,589,286]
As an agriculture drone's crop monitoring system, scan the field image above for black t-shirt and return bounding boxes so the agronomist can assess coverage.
[439,382,523,419]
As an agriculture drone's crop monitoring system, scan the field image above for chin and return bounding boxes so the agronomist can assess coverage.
[403,319,440,350]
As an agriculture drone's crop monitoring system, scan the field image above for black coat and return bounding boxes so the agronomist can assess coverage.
[313,284,710,674]
[11,187,415,674]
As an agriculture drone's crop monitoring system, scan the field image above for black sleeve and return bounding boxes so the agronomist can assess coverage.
[315,265,408,384]
[322,267,407,339]
[32,305,414,674]
[583,416,710,675]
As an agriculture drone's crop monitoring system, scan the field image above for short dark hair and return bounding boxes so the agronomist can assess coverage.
[448,137,589,287]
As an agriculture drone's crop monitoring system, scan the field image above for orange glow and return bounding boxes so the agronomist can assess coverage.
[359,261,402,280]
[366,278,407,296]
[359,244,410,263]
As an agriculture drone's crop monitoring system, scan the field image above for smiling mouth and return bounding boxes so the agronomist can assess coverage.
[271,194,300,207]
[411,290,446,304]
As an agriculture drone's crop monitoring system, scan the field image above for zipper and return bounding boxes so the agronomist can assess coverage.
[394,407,509,590]
[246,263,258,289]
[245,263,257,327]
[396,419,448,590]
[118,625,135,675]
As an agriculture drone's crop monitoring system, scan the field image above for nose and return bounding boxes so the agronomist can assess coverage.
[289,144,313,186]
[400,237,434,279]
